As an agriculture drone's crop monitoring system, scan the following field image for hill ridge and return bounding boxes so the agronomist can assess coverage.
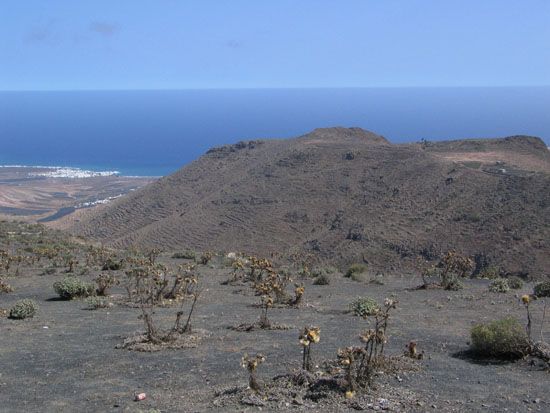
[71,127,550,278]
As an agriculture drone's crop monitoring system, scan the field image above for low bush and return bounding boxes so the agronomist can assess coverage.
[172,250,196,260]
[507,276,524,290]
[478,266,499,279]
[444,279,464,291]
[349,297,379,317]
[53,277,95,299]
[470,317,529,359]
[9,299,38,319]
[534,281,550,298]
[86,296,112,310]
[313,274,330,285]
[345,263,368,279]
[488,278,510,293]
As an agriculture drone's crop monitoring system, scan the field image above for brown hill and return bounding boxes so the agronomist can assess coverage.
[71,127,550,278]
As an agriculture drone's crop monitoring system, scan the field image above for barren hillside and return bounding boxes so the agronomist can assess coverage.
[71,127,550,278]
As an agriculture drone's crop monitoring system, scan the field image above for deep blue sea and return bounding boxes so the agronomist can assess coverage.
[1,87,548,177]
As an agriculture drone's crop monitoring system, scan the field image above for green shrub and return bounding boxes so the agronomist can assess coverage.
[313,274,330,285]
[470,317,529,359]
[349,297,379,317]
[507,276,524,290]
[86,296,111,310]
[534,281,550,298]
[488,278,510,293]
[345,263,368,279]
[9,299,38,319]
[172,250,196,259]
[53,277,95,299]
[443,279,464,291]
[478,266,499,279]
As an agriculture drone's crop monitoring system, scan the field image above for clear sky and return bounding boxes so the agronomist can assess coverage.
[1,0,549,90]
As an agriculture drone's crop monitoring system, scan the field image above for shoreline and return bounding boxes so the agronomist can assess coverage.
[0,166,156,225]
[0,164,163,179]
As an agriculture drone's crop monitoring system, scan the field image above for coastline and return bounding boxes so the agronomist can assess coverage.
[0,165,157,225]
[0,164,163,179]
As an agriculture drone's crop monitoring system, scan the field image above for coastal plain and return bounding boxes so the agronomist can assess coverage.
[0,166,154,224]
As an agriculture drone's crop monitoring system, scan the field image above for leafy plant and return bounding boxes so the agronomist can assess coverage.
[488,278,510,293]
[507,276,524,290]
[345,264,367,281]
[9,299,38,319]
[172,250,196,259]
[349,297,379,317]
[534,281,550,298]
[478,266,499,279]
[313,274,330,285]
[86,296,112,310]
[470,317,529,359]
[53,277,95,299]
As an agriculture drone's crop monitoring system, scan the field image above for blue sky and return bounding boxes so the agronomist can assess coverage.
[1,0,549,90]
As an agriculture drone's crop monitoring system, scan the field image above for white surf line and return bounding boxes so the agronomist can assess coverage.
[0,165,120,178]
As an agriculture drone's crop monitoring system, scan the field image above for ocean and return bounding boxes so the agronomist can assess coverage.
[1,87,549,177]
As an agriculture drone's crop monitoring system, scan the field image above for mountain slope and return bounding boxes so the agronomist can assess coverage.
[71,127,550,278]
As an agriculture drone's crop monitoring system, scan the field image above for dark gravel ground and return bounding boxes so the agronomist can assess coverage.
[1,258,549,412]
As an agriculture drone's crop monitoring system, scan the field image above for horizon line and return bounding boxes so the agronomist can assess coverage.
[1,85,550,92]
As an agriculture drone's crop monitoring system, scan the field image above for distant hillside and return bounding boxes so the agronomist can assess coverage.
[71,127,550,278]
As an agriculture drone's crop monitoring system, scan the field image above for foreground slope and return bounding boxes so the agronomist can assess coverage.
[71,127,550,277]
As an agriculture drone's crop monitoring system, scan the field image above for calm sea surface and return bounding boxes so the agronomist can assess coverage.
[1,87,548,176]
